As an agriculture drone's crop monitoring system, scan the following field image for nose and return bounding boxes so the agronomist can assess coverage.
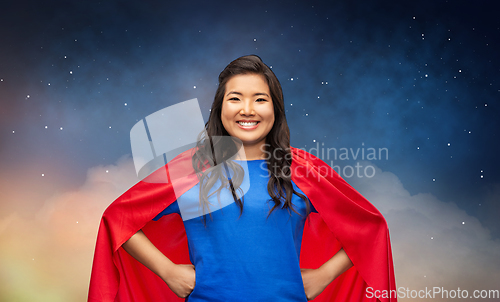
[239,100,255,116]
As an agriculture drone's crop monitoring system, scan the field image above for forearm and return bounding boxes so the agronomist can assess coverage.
[319,248,353,282]
[122,229,175,282]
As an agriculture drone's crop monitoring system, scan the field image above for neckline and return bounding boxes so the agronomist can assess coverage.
[233,158,267,162]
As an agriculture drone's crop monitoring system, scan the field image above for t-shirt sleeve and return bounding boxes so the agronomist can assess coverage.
[152,200,180,221]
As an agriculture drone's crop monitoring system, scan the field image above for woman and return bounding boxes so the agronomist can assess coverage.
[88,55,397,301]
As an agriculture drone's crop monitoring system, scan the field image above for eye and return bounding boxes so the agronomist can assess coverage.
[256,98,268,102]
[229,97,240,101]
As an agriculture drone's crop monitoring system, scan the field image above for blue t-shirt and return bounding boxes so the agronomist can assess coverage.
[153,159,316,301]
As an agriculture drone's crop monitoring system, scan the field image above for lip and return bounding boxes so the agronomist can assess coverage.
[236,120,260,130]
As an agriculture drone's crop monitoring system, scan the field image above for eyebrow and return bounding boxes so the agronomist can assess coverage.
[226,91,270,97]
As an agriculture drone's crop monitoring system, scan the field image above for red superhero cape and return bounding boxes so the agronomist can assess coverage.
[88,147,397,302]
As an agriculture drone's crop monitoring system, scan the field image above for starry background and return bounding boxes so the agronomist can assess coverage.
[1,0,499,301]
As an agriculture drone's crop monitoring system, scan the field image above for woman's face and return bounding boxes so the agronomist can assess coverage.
[221,73,275,151]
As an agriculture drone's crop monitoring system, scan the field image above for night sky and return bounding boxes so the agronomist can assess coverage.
[1,1,499,301]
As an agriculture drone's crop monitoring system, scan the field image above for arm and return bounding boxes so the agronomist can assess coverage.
[301,248,353,301]
[122,230,196,298]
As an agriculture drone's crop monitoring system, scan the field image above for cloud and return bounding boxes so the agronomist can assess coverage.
[348,162,500,300]
[0,156,138,301]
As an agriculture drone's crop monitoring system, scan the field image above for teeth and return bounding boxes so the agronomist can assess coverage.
[238,121,258,126]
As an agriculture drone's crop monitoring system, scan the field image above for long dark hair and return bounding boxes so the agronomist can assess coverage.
[192,55,309,218]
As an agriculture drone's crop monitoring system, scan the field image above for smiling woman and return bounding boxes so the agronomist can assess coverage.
[88,55,397,302]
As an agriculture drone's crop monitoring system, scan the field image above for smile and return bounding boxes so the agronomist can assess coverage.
[236,121,260,130]
[237,121,259,126]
